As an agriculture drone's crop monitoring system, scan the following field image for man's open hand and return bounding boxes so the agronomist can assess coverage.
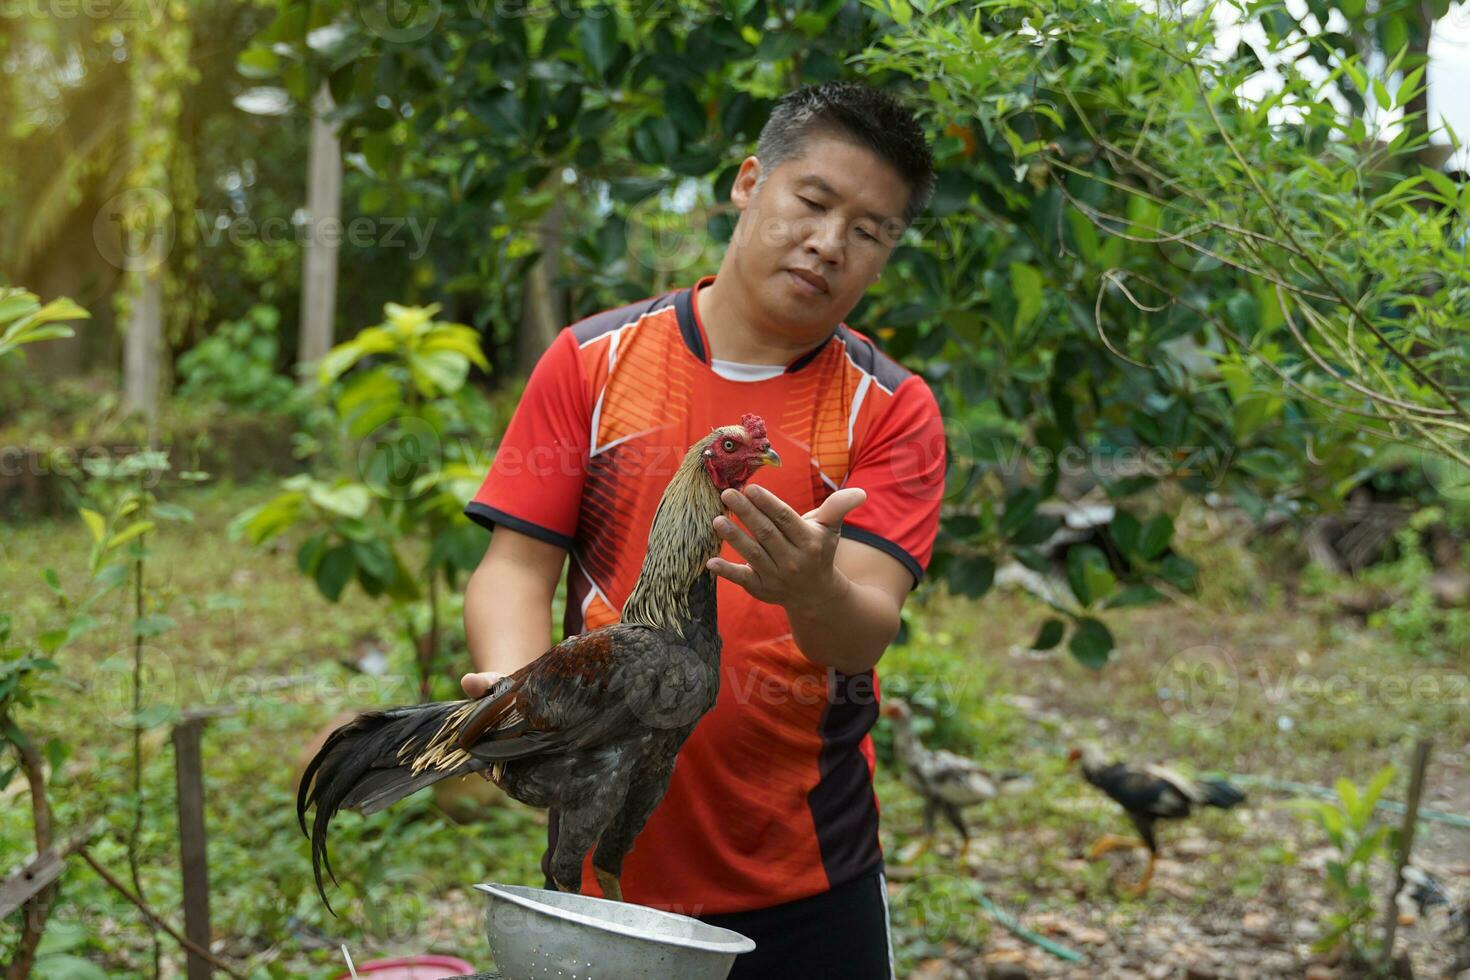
[707,485,867,614]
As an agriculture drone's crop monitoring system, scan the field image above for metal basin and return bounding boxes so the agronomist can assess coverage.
[475,883,755,980]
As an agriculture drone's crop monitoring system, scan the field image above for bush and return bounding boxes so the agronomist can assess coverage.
[176,305,299,413]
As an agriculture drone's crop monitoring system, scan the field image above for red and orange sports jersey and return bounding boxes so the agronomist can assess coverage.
[466,273,946,916]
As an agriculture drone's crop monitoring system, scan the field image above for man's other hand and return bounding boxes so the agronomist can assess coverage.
[461,671,508,698]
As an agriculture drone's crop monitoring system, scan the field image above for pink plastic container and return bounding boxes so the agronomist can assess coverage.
[332,954,478,979]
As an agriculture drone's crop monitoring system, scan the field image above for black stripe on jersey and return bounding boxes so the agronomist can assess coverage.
[808,667,883,889]
[840,525,924,588]
[464,502,576,551]
[834,325,912,394]
[570,291,679,347]
[672,285,707,363]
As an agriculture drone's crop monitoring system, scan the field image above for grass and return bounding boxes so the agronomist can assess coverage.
[2,479,1467,977]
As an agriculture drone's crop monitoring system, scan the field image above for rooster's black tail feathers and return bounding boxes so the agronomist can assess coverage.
[1200,778,1246,809]
[296,701,479,914]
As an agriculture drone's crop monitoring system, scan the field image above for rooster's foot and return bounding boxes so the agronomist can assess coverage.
[594,867,623,903]
[1086,834,1144,860]
[1119,852,1156,898]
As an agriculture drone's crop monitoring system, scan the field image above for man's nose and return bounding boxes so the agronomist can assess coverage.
[803,212,844,265]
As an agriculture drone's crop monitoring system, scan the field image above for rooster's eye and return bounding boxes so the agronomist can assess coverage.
[722,439,736,452]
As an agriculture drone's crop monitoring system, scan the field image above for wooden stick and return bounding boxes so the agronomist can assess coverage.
[76,847,247,980]
[174,717,213,980]
[0,820,101,918]
[1380,739,1432,969]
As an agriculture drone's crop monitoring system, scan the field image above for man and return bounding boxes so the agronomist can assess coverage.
[461,80,944,979]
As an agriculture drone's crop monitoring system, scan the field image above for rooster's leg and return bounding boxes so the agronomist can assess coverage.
[941,803,972,863]
[549,785,630,895]
[594,868,623,903]
[590,761,675,904]
[1121,850,1157,897]
[898,799,939,862]
[1086,833,1145,859]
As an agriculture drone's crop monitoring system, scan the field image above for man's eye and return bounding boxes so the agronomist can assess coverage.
[723,439,736,452]
[858,228,878,242]
[799,197,824,211]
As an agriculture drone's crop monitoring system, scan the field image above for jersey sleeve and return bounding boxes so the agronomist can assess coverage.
[839,375,947,588]
[464,328,590,551]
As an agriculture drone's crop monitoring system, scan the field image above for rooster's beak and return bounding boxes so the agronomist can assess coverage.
[760,447,782,467]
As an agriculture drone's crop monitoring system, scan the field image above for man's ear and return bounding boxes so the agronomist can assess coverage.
[729,155,762,209]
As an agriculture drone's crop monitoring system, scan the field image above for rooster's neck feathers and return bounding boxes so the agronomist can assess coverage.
[620,429,729,634]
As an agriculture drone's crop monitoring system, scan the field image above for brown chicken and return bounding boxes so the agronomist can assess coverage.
[298,415,779,912]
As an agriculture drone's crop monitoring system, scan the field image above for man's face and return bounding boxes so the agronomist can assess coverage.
[726,133,910,341]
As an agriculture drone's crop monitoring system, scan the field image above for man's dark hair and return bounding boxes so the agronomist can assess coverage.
[752,80,936,229]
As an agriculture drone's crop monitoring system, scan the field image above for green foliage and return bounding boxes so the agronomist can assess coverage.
[853,0,1467,665]
[177,305,300,413]
[1292,765,1397,962]
[232,302,496,697]
[0,288,87,359]
[1361,509,1470,658]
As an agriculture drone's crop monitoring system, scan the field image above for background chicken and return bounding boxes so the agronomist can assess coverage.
[881,697,1028,862]
[297,414,779,911]
[1068,743,1245,896]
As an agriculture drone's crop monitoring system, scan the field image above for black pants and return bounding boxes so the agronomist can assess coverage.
[697,866,893,980]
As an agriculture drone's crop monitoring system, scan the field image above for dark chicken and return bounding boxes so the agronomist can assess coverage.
[298,415,779,912]
[1067,743,1245,896]
[881,698,1027,861]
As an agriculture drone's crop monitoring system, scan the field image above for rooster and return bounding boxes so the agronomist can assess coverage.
[298,414,780,912]
[1067,743,1245,896]
[881,698,1028,862]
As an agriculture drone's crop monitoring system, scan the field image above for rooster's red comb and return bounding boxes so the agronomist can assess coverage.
[740,413,768,441]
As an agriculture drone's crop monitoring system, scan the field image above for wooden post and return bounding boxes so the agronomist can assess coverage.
[174,715,213,980]
[1380,738,1432,970]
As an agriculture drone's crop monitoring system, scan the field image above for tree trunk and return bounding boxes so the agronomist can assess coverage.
[516,186,567,374]
[122,270,163,443]
[298,83,342,372]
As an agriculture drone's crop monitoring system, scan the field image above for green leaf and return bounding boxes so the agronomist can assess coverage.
[106,520,155,550]
[303,481,371,519]
[316,546,356,602]
[1032,618,1066,651]
[1104,584,1164,609]
[408,348,470,397]
[999,488,1042,536]
[1066,545,1115,607]
[351,539,397,584]
[1159,553,1198,592]
[152,502,194,522]
[579,7,619,78]
[946,554,995,598]
[79,508,106,543]
[1136,514,1173,559]
[1010,262,1043,333]
[1372,77,1391,112]
[297,533,329,576]
[1068,617,1114,668]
